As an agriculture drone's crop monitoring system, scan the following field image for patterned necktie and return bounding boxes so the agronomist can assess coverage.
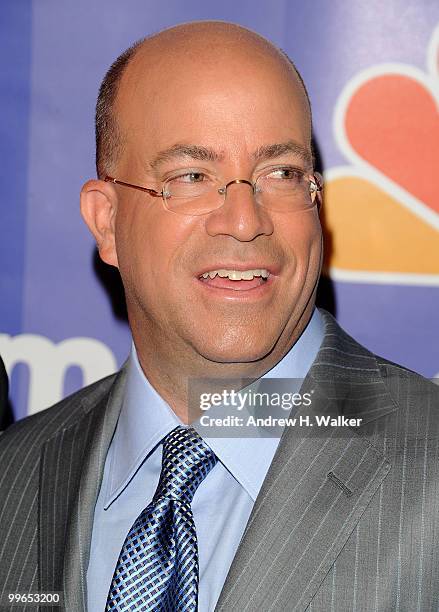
[106,426,218,611]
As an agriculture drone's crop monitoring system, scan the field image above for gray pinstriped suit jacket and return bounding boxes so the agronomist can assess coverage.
[0,309,438,611]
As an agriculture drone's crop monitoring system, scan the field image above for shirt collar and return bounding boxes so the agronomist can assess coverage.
[105,307,325,507]
[104,348,182,508]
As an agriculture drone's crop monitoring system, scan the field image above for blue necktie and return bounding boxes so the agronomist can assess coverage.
[106,426,218,611]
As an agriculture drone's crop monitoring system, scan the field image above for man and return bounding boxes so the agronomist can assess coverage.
[0,21,438,612]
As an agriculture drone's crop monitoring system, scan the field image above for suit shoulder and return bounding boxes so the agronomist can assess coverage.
[0,372,119,456]
[316,310,438,432]
[375,353,438,400]
[319,309,437,390]
[369,355,439,447]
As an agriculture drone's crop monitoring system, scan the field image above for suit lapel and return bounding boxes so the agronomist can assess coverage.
[38,368,127,612]
[216,310,394,611]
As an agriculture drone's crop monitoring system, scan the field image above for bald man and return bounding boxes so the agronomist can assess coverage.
[1,21,438,612]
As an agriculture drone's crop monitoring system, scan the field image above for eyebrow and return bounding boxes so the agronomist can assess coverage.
[253,140,313,169]
[149,144,224,169]
[149,139,313,170]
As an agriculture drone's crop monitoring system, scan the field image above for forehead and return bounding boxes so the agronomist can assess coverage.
[114,35,311,164]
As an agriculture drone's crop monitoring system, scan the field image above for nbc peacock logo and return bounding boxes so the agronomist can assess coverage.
[323,24,439,286]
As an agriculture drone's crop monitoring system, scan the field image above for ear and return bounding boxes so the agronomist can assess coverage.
[80,179,119,268]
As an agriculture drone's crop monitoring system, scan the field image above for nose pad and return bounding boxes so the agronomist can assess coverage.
[217,179,255,208]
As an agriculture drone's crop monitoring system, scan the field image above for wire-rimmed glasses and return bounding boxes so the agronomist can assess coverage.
[104,166,323,216]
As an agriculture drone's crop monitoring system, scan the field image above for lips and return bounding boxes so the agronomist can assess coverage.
[200,275,267,291]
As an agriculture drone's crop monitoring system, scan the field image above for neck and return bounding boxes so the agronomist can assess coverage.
[130,305,315,424]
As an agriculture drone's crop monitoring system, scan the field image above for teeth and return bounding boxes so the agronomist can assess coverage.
[201,268,270,280]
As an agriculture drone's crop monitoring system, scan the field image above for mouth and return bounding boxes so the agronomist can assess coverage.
[196,266,274,293]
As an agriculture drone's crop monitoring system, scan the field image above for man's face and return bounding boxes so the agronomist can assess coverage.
[108,45,322,365]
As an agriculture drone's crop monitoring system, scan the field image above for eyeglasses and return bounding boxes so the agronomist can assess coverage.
[104,166,323,216]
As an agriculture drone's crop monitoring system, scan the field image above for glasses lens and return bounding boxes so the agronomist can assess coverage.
[255,168,318,212]
[163,173,223,216]
[161,169,321,215]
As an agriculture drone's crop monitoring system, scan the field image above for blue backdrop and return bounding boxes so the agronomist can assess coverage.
[1,0,438,421]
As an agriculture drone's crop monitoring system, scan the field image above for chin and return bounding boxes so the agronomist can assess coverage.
[195,336,276,365]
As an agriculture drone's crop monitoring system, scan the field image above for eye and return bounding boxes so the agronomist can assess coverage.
[169,171,207,184]
[266,167,304,181]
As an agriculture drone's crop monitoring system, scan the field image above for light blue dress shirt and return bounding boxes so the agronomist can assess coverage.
[86,308,325,611]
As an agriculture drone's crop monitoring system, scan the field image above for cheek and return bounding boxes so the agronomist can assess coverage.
[281,213,322,270]
[146,214,198,280]
[115,202,198,295]
[113,202,159,292]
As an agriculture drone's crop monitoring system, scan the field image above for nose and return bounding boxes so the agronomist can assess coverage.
[204,179,274,241]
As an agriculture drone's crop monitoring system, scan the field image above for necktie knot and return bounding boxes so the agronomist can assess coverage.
[153,426,217,505]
